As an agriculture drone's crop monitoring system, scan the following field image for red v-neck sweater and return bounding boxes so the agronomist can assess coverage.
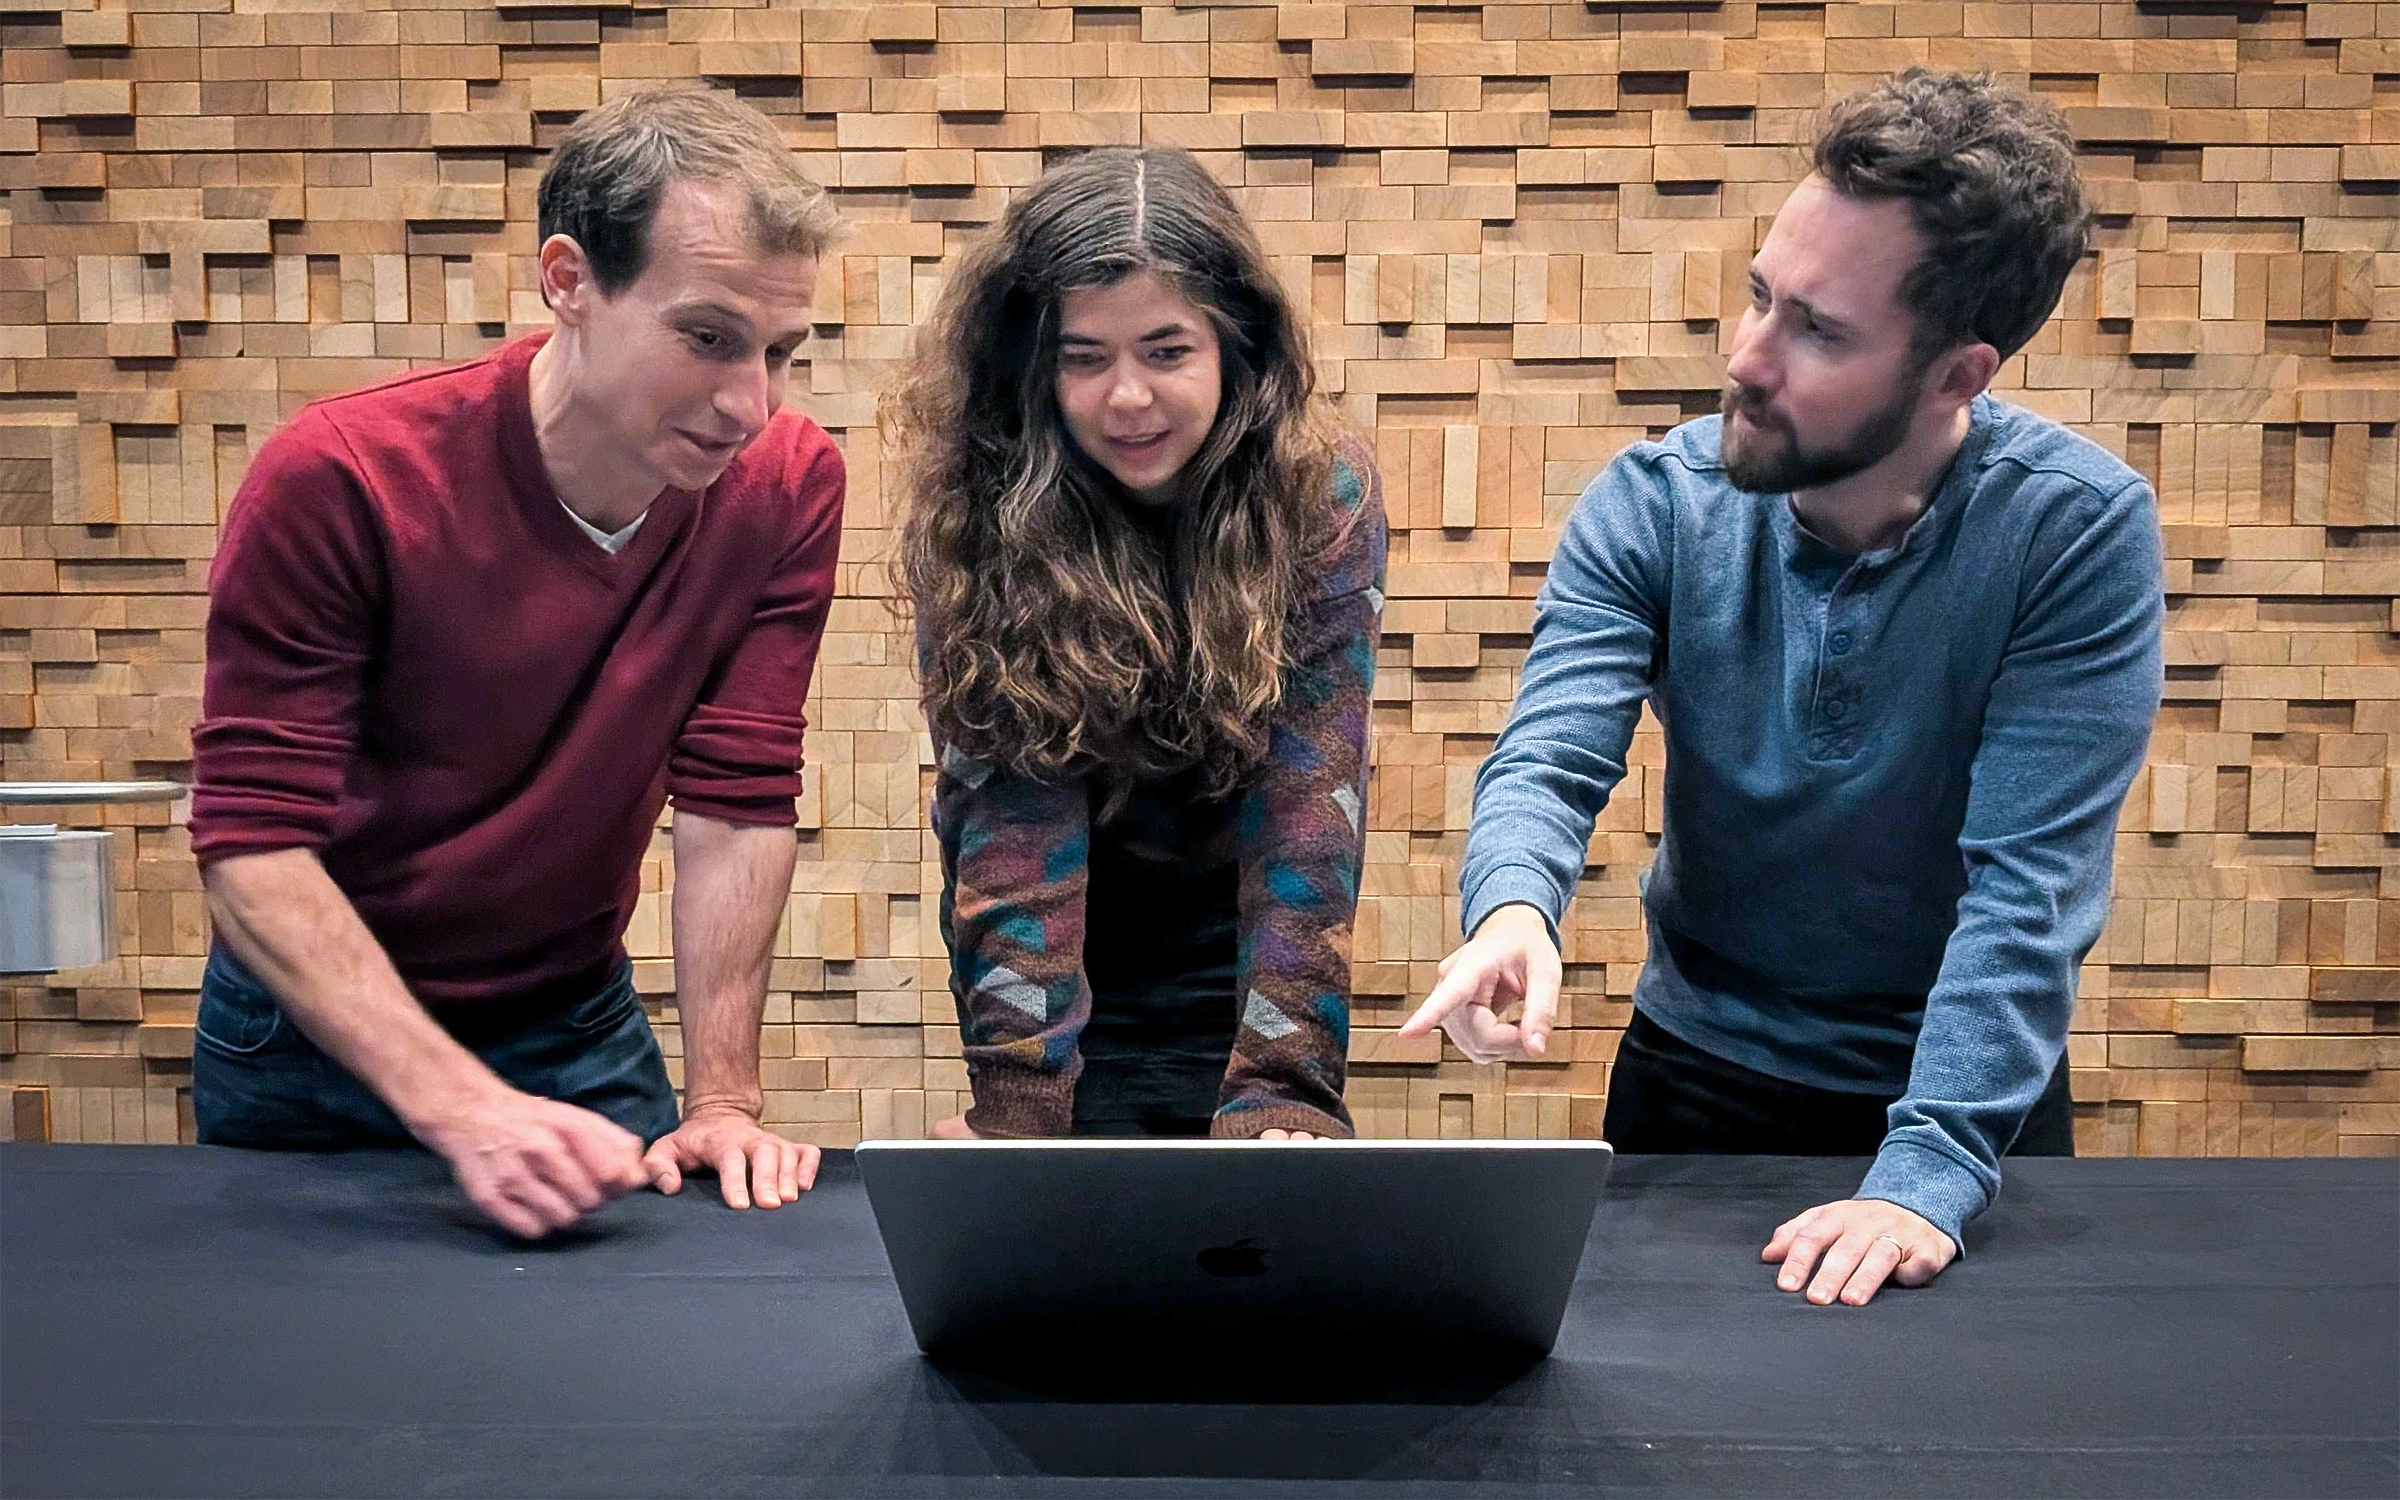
[190,334,846,1005]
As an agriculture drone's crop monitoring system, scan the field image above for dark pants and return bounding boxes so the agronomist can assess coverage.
[1602,1008,2076,1157]
[191,946,681,1150]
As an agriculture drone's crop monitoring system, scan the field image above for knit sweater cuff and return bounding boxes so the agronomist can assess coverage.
[962,1062,1077,1138]
[1210,1100,1355,1140]
[1460,862,1564,947]
[1857,1138,1990,1254]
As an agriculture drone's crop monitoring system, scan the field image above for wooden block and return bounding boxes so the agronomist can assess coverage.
[528,75,599,114]
[430,112,533,150]
[867,6,937,45]
[1376,253,1413,324]
[2129,320,2200,357]
[936,74,1006,113]
[2336,145,2400,182]
[1653,143,1725,185]
[2170,998,2246,1035]
[60,9,132,48]
[2311,969,2398,1003]
[1680,248,1720,323]
[1440,425,1477,529]
[2330,252,2374,322]
[1313,39,1412,76]
[2241,1036,2376,1074]
[10,1089,49,1144]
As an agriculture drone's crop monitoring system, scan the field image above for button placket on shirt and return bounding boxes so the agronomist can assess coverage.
[1811,560,1878,760]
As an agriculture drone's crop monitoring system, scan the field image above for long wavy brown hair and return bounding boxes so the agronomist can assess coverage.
[887,146,1344,802]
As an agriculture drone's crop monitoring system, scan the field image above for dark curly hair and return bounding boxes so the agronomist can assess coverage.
[1813,68,2092,361]
[884,146,1345,802]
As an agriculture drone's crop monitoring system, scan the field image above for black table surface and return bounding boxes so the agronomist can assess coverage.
[1,1145,2393,1499]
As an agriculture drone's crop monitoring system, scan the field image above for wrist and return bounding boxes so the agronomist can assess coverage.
[680,1089,764,1122]
[396,1063,517,1149]
[1475,902,1554,944]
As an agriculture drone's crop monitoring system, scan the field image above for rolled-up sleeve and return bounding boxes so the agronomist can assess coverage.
[189,412,385,867]
[666,439,846,825]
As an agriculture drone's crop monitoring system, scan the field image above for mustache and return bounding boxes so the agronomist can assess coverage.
[1722,381,1786,432]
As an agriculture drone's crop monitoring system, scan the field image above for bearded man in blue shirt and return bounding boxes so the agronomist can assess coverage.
[1404,69,2165,1307]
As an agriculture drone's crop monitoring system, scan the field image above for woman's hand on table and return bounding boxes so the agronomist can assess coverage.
[643,1102,820,1211]
[1762,1198,1957,1306]
[1257,1129,1320,1140]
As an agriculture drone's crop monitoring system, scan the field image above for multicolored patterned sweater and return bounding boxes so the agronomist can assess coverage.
[930,448,1387,1139]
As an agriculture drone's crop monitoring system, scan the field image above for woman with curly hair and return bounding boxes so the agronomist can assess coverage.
[886,146,1387,1141]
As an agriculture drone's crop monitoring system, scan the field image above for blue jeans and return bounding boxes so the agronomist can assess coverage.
[191,947,681,1150]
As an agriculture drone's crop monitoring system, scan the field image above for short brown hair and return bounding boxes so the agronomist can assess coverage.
[536,84,842,295]
[1813,68,2090,361]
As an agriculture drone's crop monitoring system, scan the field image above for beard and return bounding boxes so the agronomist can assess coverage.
[1718,372,1925,496]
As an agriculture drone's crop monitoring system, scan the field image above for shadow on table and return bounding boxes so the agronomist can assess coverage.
[818,1346,1643,1484]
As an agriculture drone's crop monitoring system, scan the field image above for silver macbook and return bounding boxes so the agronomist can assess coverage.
[855,1139,1613,1365]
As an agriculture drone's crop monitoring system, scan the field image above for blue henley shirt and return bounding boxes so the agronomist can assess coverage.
[1461,394,2165,1244]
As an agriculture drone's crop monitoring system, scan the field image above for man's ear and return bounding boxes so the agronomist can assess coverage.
[1936,340,2002,406]
[538,234,593,321]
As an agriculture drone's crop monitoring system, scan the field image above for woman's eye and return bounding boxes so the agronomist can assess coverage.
[687,328,722,351]
[1149,346,1190,364]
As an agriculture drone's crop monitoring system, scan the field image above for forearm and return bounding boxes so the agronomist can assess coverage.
[202,849,503,1137]
[1865,832,2125,1243]
[1458,475,1660,940]
[670,811,796,1117]
[1218,582,1380,1138]
[934,749,1094,1136]
[1866,478,2163,1240]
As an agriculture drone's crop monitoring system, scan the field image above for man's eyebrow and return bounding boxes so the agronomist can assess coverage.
[1748,270,1854,335]
[668,300,753,330]
[669,302,810,347]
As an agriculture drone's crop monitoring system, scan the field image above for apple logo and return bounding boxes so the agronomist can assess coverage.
[1196,1236,1269,1278]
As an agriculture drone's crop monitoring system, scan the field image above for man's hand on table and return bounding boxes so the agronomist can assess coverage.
[644,1102,820,1211]
[417,1088,651,1240]
[1763,1198,1957,1306]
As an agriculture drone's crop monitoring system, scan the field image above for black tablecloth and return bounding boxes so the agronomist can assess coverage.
[1,1144,2393,1498]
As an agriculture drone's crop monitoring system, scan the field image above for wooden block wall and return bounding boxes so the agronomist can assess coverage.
[2,0,2394,1156]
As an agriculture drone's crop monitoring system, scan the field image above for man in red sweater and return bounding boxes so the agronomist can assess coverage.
[187,85,847,1239]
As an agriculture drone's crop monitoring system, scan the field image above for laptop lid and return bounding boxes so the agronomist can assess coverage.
[856,1139,1612,1363]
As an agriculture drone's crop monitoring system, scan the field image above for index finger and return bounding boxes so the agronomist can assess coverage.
[1399,957,1494,1038]
[715,1143,753,1210]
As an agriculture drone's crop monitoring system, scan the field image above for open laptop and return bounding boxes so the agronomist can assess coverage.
[855,1139,1612,1367]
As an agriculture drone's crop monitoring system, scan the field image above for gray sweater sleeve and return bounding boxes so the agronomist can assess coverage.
[1459,447,1673,942]
[1858,475,2166,1244]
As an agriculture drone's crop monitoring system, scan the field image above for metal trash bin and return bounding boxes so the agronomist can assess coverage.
[0,782,184,976]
